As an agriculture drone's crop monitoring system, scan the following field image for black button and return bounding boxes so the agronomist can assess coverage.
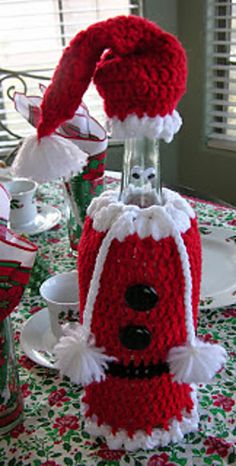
[125,284,158,311]
[119,325,151,350]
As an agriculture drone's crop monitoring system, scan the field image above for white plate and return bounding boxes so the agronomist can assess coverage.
[13,203,61,235]
[20,308,57,369]
[200,226,236,309]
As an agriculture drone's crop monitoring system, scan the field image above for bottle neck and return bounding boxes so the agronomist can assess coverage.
[120,137,162,207]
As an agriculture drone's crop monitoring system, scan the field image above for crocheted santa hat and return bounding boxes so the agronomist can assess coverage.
[12,15,187,181]
[37,15,187,141]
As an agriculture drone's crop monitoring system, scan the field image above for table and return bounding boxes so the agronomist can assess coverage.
[0,180,235,466]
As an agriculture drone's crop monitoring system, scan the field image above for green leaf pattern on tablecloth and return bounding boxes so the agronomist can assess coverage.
[0,181,235,466]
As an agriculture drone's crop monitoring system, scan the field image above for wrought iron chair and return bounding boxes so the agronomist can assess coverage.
[0,68,50,165]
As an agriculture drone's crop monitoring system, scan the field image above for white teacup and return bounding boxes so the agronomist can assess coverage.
[40,270,79,340]
[4,178,37,229]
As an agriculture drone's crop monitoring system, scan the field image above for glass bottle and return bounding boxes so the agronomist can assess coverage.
[0,317,24,435]
[120,137,162,207]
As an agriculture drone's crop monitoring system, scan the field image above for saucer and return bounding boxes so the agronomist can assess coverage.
[200,226,236,309]
[20,308,57,369]
[13,203,61,235]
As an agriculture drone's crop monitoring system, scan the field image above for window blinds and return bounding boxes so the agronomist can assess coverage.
[206,0,236,150]
[0,0,141,156]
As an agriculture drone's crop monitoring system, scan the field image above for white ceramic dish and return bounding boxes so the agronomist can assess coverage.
[12,203,61,235]
[20,308,57,369]
[200,226,236,309]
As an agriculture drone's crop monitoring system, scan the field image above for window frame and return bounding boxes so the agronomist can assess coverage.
[0,0,141,159]
[206,0,236,152]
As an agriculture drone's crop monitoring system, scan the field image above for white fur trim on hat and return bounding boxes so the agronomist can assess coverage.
[82,386,198,451]
[108,110,182,142]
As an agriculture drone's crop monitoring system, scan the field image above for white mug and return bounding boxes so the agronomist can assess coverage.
[40,270,79,340]
[4,178,37,229]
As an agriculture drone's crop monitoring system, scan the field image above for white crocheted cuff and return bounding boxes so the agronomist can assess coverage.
[108,110,182,142]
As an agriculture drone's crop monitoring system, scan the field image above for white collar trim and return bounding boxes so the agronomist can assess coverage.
[87,187,195,242]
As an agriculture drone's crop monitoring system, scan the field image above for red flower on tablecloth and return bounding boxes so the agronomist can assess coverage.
[97,442,125,461]
[9,447,17,454]
[14,330,21,342]
[201,333,219,344]
[204,436,232,458]
[46,238,61,244]
[41,254,50,260]
[228,418,235,425]
[53,414,79,435]
[228,218,236,226]
[0,284,24,321]
[147,453,175,466]
[0,354,5,367]
[29,305,43,315]
[212,394,235,412]
[10,423,25,438]
[18,354,36,370]
[40,461,61,466]
[51,223,62,231]
[0,336,5,345]
[21,383,32,398]
[48,388,69,406]
[223,308,236,319]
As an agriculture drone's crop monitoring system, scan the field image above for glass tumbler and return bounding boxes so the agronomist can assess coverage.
[0,316,23,435]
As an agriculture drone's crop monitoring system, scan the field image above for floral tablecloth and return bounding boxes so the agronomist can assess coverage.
[0,180,235,466]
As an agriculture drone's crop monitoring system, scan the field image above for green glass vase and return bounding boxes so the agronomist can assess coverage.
[0,317,23,435]
[64,152,106,251]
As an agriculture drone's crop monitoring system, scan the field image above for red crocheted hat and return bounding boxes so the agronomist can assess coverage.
[12,15,187,182]
[38,15,187,143]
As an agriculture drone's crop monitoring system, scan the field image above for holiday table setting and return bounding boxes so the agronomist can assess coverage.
[0,13,235,466]
[0,178,235,466]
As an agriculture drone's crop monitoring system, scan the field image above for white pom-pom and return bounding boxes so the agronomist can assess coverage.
[53,324,116,386]
[12,134,88,183]
[167,338,227,384]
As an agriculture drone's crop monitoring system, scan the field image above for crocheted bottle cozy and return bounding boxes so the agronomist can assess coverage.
[50,14,227,451]
[50,185,226,450]
[77,189,201,450]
